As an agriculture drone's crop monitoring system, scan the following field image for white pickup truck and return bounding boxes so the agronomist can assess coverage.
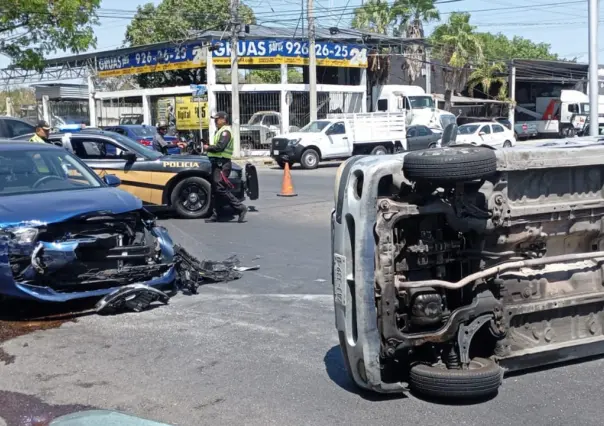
[270,112,406,169]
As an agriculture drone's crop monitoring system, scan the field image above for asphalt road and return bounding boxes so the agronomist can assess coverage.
[1,164,604,426]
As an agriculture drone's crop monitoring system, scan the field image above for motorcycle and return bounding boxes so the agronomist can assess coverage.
[184,137,205,155]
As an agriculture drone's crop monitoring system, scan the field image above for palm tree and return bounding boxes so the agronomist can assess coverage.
[392,0,440,84]
[467,61,507,99]
[430,12,483,110]
[351,0,396,35]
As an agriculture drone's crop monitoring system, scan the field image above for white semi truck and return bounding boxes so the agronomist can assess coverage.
[371,85,458,132]
[270,112,407,169]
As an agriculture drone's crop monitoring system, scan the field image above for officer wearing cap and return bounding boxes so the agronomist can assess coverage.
[154,121,169,154]
[203,111,247,223]
[30,120,51,144]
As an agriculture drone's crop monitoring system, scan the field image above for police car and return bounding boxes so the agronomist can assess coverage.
[16,129,259,219]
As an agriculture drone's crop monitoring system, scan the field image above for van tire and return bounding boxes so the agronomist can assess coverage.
[301,149,320,169]
[371,145,388,155]
[409,357,503,400]
[403,146,497,183]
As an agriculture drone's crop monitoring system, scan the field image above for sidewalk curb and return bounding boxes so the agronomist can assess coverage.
[234,157,276,168]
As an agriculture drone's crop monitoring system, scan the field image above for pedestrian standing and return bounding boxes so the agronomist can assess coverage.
[203,112,248,223]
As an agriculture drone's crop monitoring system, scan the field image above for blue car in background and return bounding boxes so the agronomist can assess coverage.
[104,125,181,155]
[0,142,177,302]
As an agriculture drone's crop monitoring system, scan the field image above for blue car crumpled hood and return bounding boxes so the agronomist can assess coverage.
[0,188,142,227]
[0,188,177,302]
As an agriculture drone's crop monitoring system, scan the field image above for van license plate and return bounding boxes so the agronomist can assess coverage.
[333,254,347,306]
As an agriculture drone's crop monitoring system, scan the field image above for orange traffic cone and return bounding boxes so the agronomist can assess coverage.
[277,162,298,197]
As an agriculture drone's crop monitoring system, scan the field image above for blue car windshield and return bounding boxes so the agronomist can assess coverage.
[0,149,102,196]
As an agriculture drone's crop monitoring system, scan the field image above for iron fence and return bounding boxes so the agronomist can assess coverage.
[97,99,143,127]
[216,91,281,151]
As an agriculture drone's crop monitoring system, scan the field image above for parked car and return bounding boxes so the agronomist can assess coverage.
[103,124,181,155]
[240,111,300,149]
[15,129,259,219]
[406,125,442,150]
[454,122,516,148]
[0,116,35,139]
[0,141,177,302]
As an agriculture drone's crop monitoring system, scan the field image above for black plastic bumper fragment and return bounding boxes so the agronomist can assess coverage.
[173,244,244,294]
[95,284,170,315]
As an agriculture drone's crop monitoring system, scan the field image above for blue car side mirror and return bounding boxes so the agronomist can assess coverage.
[103,174,121,187]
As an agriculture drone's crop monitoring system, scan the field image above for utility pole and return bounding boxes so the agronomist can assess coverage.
[588,0,599,137]
[308,0,317,121]
[230,0,241,156]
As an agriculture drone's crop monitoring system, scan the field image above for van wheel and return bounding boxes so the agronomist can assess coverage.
[301,149,320,169]
[371,145,388,155]
[409,357,503,400]
[170,176,212,219]
[403,146,497,183]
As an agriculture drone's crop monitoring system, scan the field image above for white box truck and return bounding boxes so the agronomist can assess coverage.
[270,112,406,169]
[516,89,589,137]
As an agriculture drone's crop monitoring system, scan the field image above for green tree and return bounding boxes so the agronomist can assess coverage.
[351,0,397,35]
[245,69,303,84]
[0,87,35,115]
[466,61,507,99]
[393,0,440,83]
[124,0,255,88]
[0,0,100,70]
[477,32,558,63]
[430,12,483,110]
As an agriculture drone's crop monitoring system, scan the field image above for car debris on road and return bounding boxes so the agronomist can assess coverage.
[95,247,260,315]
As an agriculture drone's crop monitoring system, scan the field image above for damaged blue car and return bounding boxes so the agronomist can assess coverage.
[0,142,177,302]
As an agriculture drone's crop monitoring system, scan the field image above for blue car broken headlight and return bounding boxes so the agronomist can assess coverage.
[10,227,38,244]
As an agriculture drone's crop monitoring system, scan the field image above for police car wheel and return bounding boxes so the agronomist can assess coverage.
[170,177,212,219]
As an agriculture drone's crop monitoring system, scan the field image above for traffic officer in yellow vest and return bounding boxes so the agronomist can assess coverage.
[203,111,247,223]
[30,120,51,144]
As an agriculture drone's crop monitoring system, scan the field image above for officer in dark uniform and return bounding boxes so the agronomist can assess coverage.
[203,111,247,223]
[153,121,170,154]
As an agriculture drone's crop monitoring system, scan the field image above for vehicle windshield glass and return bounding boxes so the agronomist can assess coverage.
[130,126,155,137]
[408,96,435,109]
[248,114,264,125]
[581,103,590,114]
[300,121,331,132]
[103,131,163,160]
[459,124,480,134]
[0,148,102,196]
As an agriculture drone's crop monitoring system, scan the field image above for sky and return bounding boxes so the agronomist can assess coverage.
[1,0,601,74]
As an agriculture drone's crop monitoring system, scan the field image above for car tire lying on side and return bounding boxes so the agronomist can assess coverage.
[409,357,503,400]
[170,176,213,219]
[403,146,497,183]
